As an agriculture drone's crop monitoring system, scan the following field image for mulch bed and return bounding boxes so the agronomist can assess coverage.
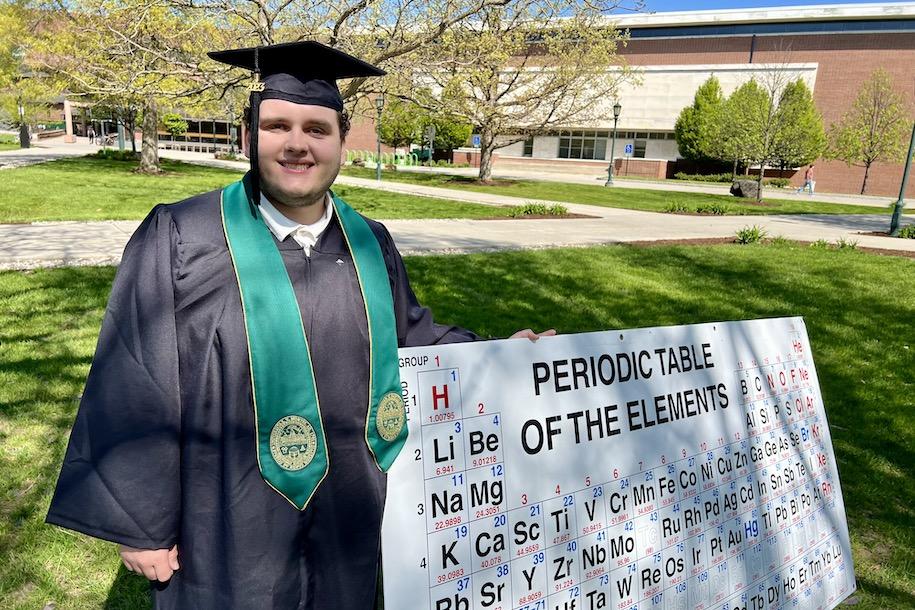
[484,213,598,220]
[628,236,915,259]
[626,237,735,247]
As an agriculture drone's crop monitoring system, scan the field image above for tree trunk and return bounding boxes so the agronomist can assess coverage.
[139,98,160,173]
[129,118,137,154]
[731,157,738,181]
[755,162,765,202]
[860,162,871,195]
[477,126,496,183]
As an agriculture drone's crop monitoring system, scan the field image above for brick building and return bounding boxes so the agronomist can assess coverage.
[354,3,915,196]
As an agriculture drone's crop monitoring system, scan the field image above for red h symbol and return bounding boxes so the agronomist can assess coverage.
[431,385,450,410]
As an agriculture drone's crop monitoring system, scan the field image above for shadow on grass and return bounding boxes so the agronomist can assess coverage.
[103,566,153,610]
[0,268,115,607]
[855,575,915,609]
[2,244,913,608]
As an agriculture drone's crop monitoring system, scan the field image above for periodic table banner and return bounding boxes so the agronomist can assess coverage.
[381,317,855,610]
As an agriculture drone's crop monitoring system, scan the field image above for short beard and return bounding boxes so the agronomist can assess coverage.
[260,166,340,209]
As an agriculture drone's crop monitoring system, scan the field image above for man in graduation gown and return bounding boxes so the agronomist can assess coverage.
[46,41,554,609]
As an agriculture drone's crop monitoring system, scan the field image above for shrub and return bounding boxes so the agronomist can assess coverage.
[897,225,915,239]
[93,149,139,161]
[734,225,768,244]
[763,178,791,188]
[161,113,188,138]
[768,235,792,246]
[695,203,731,215]
[215,151,242,161]
[0,134,17,145]
[810,239,831,250]
[673,172,733,183]
[508,203,567,217]
[663,202,691,213]
[836,237,858,250]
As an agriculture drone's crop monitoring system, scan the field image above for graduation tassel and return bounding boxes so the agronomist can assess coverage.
[247,89,262,212]
[248,46,263,212]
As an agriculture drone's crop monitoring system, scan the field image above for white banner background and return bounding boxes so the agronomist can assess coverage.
[382,318,855,610]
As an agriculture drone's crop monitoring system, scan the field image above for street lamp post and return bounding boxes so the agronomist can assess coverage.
[604,101,622,187]
[375,94,384,182]
[18,97,29,149]
[889,121,915,236]
[425,124,436,163]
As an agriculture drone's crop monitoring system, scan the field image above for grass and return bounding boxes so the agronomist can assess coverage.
[0,156,518,223]
[0,242,913,609]
[0,134,20,151]
[341,166,908,216]
[0,156,243,222]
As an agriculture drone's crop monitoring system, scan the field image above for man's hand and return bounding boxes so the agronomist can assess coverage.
[509,328,557,341]
[119,544,180,582]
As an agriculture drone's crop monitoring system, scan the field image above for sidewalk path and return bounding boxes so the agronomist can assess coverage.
[1,140,912,270]
[375,165,899,209]
[1,206,910,271]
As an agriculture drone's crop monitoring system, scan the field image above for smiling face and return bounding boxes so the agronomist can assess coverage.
[247,98,344,217]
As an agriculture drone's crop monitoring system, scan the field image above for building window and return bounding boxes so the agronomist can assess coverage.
[522,137,534,157]
[558,130,607,160]
[634,139,647,158]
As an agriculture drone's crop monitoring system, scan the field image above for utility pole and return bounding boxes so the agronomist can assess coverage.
[889,121,915,236]
[18,97,29,149]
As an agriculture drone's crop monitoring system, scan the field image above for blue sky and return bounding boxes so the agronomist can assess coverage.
[619,0,894,13]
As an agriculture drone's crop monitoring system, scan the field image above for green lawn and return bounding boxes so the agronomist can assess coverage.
[0,156,519,222]
[0,242,913,609]
[341,166,906,216]
[0,134,20,151]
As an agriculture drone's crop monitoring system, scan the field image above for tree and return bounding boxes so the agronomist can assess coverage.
[828,69,912,194]
[35,0,208,172]
[181,0,540,114]
[416,3,632,182]
[674,76,723,162]
[709,79,768,180]
[161,112,189,138]
[0,2,26,92]
[0,1,59,142]
[428,113,472,154]
[743,65,800,201]
[378,97,424,150]
[771,79,826,171]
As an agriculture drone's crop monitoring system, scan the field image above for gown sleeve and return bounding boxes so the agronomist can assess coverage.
[370,221,480,347]
[46,204,181,550]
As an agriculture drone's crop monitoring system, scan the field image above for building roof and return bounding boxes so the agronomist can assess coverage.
[601,3,915,38]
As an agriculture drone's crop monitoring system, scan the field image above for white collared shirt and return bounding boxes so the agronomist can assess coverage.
[258,193,334,257]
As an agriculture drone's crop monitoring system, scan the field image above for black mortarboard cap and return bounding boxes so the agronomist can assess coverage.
[207,41,385,206]
[208,41,385,111]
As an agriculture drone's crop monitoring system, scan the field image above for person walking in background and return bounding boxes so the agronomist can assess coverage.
[87,125,96,144]
[798,164,815,195]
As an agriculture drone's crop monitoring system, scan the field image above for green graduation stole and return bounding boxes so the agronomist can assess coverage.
[220,176,407,510]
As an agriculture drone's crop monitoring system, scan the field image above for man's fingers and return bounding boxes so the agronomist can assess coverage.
[168,545,180,570]
[152,559,174,582]
[508,328,558,341]
[118,545,178,581]
[140,563,158,581]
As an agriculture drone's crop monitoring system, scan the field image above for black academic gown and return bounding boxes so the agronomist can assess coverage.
[46,188,478,609]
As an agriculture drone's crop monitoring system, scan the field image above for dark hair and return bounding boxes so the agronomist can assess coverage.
[242,105,351,139]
